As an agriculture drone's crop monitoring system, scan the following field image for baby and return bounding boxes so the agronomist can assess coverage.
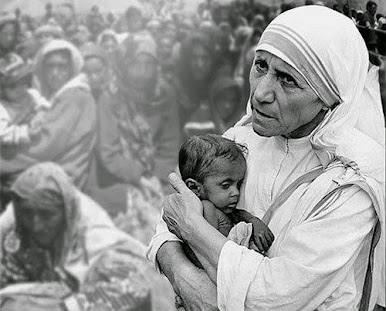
[0,53,51,145]
[178,134,274,268]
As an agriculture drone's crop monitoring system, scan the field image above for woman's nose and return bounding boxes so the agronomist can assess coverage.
[252,74,275,104]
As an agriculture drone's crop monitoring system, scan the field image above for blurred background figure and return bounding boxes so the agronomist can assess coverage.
[0,14,19,59]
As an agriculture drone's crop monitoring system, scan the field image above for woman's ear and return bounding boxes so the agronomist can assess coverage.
[185,178,203,198]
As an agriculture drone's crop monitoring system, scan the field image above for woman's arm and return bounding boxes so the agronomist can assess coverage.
[162,173,228,284]
[164,173,377,310]
[156,241,219,311]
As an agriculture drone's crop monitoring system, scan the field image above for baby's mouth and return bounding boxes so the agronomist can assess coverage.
[227,202,238,208]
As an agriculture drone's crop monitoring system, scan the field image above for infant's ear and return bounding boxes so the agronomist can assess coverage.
[185,178,202,197]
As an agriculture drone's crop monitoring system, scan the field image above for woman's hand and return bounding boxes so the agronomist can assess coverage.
[162,173,203,241]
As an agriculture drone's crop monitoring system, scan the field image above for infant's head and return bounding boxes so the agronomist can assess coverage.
[179,134,247,214]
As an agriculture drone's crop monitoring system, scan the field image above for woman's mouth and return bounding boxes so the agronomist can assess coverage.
[253,108,274,119]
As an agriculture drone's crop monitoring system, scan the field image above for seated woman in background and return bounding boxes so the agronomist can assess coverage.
[80,38,172,244]
[0,162,174,311]
[0,40,96,210]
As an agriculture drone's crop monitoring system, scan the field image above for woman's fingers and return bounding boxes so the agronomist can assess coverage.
[168,172,192,195]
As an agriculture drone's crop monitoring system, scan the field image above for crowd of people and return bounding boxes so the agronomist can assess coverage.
[0,0,385,310]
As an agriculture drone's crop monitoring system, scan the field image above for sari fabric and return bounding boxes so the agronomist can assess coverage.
[0,162,175,311]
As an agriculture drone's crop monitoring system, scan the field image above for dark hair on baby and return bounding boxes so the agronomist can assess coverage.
[179,134,247,183]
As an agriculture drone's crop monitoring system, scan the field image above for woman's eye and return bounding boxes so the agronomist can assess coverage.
[254,59,268,72]
[280,73,298,87]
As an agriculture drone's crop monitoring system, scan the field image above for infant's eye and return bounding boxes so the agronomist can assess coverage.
[237,180,243,189]
[220,183,231,190]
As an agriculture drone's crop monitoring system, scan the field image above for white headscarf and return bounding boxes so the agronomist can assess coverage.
[34,39,89,100]
[236,5,385,308]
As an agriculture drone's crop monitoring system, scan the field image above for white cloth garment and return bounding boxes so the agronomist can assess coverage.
[234,5,384,309]
[218,125,375,310]
[147,5,385,310]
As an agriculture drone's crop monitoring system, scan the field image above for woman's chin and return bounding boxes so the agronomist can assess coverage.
[252,122,277,137]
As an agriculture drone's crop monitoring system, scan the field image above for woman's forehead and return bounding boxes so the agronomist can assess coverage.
[15,192,64,211]
[254,50,308,85]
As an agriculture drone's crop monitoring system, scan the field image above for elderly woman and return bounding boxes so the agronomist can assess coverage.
[0,162,175,311]
[0,40,96,206]
[147,6,385,311]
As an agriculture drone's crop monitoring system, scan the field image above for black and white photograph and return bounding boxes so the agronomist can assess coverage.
[0,0,385,310]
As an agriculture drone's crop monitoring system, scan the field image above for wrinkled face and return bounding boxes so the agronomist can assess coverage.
[191,44,212,81]
[101,37,117,54]
[127,53,157,88]
[84,56,107,92]
[0,22,17,50]
[249,50,324,137]
[200,157,246,214]
[13,193,65,248]
[2,81,29,103]
[43,50,73,94]
[214,87,239,122]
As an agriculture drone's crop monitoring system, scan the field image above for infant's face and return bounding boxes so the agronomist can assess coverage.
[201,158,246,214]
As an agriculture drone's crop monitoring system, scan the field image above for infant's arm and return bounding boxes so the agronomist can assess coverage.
[184,201,233,269]
[230,209,275,253]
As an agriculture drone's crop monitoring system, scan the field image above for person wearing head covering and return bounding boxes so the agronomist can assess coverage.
[148,6,385,311]
[113,34,181,191]
[177,32,231,135]
[80,35,175,244]
[0,162,175,311]
[0,40,96,207]
[96,29,119,55]
[0,13,19,59]
[0,53,51,146]
[80,42,137,219]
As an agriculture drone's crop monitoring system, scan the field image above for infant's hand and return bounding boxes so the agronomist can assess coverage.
[29,112,45,136]
[251,217,274,253]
